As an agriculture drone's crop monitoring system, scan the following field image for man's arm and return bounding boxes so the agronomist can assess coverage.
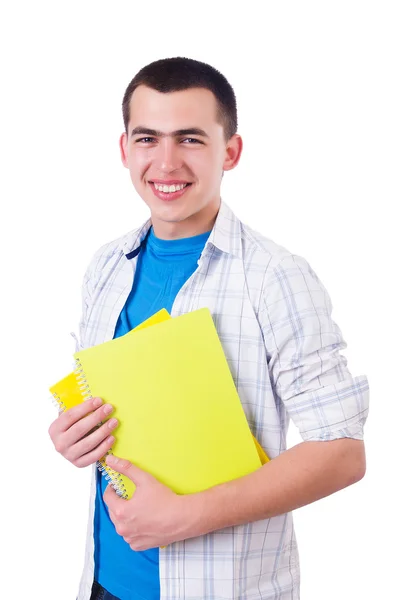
[180,437,365,540]
[181,253,369,539]
[101,436,365,551]
[102,252,369,551]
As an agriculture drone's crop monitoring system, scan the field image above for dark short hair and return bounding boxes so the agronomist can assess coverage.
[122,57,238,142]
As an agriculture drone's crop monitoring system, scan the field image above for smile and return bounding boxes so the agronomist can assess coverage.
[153,182,188,192]
[149,182,193,202]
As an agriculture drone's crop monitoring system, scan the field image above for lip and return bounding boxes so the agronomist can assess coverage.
[149,179,192,184]
[149,181,192,202]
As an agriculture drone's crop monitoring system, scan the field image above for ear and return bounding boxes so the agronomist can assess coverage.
[223,134,243,172]
[119,132,129,168]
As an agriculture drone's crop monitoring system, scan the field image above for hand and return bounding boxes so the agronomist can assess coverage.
[48,397,118,467]
[103,455,187,551]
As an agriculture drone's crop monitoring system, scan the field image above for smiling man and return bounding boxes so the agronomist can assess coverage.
[120,83,241,240]
[48,57,369,600]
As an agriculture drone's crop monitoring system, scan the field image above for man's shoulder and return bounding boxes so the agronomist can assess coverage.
[240,220,294,270]
[240,221,320,287]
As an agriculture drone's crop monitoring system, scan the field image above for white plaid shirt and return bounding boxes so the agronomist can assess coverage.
[75,199,369,600]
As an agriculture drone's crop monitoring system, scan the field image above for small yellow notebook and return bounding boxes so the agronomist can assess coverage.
[50,308,171,411]
[50,308,269,500]
[51,309,170,411]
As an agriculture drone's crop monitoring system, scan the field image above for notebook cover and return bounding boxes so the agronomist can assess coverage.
[50,309,172,409]
[73,307,264,499]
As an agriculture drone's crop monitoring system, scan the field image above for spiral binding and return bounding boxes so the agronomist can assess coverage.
[73,358,129,499]
[51,392,66,413]
[74,358,93,402]
[97,459,128,499]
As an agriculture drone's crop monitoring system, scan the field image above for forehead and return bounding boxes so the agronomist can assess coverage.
[128,85,219,132]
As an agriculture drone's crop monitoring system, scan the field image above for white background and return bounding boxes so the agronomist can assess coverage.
[1,1,396,598]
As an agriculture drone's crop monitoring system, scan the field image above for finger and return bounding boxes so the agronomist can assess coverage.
[73,434,116,468]
[103,482,118,501]
[68,417,118,462]
[61,402,115,448]
[103,486,127,521]
[49,398,103,441]
[103,489,119,514]
[57,397,105,433]
[105,455,151,487]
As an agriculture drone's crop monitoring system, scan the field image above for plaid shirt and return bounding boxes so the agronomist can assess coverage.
[75,200,369,600]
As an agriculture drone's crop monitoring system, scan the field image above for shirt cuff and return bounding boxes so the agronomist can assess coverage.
[286,375,369,442]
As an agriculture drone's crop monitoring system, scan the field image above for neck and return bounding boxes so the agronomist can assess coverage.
[151,198,220,240]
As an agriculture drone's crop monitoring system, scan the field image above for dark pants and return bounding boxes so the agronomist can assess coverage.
[89,580,121,600]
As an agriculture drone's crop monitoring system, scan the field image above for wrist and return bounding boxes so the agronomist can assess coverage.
[178,483,233,540]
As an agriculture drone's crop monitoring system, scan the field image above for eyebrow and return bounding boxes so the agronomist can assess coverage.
[129,126,209,139]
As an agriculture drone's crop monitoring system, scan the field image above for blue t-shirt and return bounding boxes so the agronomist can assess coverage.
[94,225,211,600]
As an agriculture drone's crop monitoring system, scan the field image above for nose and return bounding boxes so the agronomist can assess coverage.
[154,138,183,172]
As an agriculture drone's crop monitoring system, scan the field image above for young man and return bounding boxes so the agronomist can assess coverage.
[49,57,369,600]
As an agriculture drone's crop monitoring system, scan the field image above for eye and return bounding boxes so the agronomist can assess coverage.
[135,137,156,143]
[182,138,202,144]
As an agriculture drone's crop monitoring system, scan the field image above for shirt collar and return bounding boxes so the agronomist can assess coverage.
[122,199,242,260]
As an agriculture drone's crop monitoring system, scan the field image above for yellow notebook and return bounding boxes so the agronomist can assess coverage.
[51,309,170,411]
[50,308,269,499]
[51,310,170,411]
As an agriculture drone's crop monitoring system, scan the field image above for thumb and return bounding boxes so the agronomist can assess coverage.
[105,454,150,485]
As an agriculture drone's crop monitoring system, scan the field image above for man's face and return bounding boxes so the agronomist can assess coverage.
[120,85,242,237]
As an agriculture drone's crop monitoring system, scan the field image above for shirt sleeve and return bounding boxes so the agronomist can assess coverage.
[77,268,91,352]
[260,253,369,441]
[78,245,106,351]
[69,267,94,354]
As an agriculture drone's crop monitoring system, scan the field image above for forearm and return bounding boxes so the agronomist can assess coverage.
[182,438,366,539]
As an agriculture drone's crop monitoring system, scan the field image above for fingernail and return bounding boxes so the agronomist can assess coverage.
[103,404,113,415]
[108,418,118,429]
[108,436,115,445]
[107,455,117,464]
[93,397,102,408]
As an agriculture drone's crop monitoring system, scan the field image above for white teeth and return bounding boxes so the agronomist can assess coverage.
[153,183,188,192]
